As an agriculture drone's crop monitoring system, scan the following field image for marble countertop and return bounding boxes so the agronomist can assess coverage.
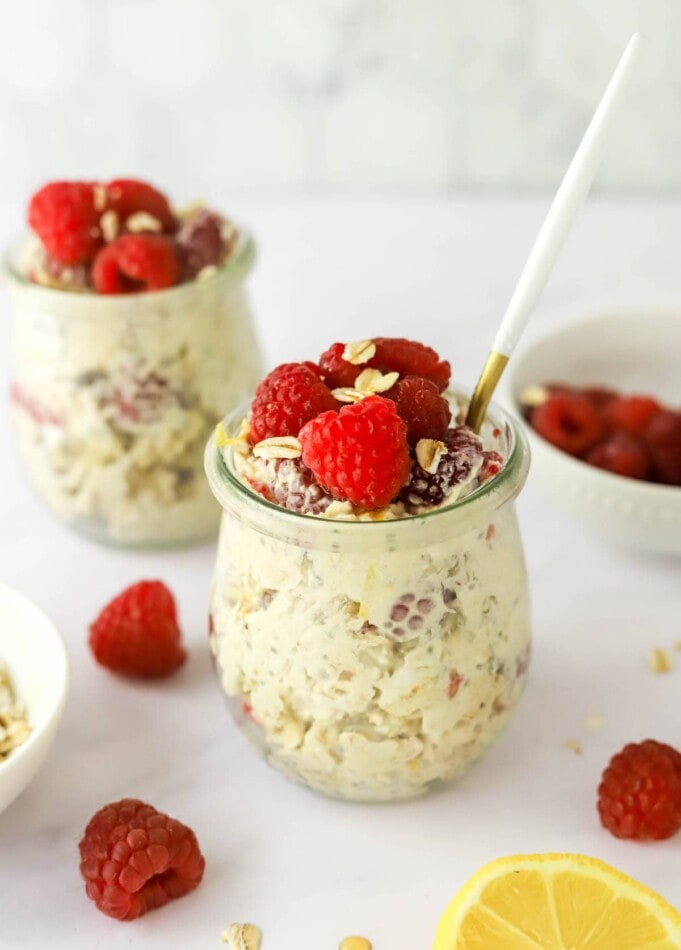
[0,194,679,948]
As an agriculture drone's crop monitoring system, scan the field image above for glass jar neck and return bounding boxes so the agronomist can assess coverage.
[205,392,531,554]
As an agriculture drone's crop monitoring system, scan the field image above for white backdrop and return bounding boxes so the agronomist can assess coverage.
[0,0,680,204]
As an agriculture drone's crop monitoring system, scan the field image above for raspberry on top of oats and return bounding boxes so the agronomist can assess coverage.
[26,177,238,293]
[223,337,505,516]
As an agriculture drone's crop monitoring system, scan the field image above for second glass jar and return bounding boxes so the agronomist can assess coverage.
[7,231,262,547]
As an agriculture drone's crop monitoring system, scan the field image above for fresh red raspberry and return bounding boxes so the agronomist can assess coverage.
[89,580,186,678]
[531,392,605,456]
[372,337,451,392]
[386,376,451,445]
[585,432,650,480]
[92,234,180,293]
[299,395,410,508]
[106,179,176,232]
[597,740,681,841]
[79,799,205,920]
[319,338,451,392]
[249,362,337,443]
[604,395,661,436]
[28,181,102,265]
[318,342,360,389]
[644,409,681,485]
[582,386,617,410]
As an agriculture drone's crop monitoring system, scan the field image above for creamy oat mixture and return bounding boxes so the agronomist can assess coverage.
[10,260,262,545]
[209,407,530,801]
[0,664,31,761]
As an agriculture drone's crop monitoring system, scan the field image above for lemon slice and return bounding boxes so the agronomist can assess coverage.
[433,853,681,949]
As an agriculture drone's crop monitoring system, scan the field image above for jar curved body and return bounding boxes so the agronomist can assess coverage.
[207,400,532,803]
[8,239,262,547]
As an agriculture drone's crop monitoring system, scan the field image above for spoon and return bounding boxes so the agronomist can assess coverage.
[466,32,644,432]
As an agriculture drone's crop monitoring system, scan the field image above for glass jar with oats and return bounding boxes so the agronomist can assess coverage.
[205,385,532,803]
[7,179,263,547]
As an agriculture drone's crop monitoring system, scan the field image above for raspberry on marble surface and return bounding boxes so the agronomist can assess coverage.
[79,798,205,920]
[89,580,186,678]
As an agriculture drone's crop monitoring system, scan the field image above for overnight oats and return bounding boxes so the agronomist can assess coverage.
[206,338,531,802]
[7,178,262,546]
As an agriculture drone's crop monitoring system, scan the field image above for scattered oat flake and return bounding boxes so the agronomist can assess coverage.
[562,739,583,755]
[343,339,376,365]
[332,387,364,404]
[354,367,398,395]
[100,210,119,243]
[416,438,447,474]
[93,183,107,212]
[220,922,262,949]
[252,436,302,460]
[197,264,219,281]
[339,938,372,950]
[125,211,162,233]
[582,714,605,734]
[649,648,673,674]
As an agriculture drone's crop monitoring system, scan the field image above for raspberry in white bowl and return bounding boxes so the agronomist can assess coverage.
[7,178,263,547]
[205,338,532,802]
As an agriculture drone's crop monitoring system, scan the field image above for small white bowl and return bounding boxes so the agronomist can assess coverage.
[0,585,69,815]
[504,306,681,555]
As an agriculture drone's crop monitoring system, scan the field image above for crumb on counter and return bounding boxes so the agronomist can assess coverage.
[649,648,673,674]
[562,739,583,755]
[220,923,262,949]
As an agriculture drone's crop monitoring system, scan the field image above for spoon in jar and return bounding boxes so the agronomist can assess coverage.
[465,32,644,432]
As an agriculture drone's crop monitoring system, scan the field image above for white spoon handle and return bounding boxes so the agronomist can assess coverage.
[493,32,643,358]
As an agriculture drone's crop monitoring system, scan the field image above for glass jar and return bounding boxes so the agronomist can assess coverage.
[205,394,532,803]
[6,232,263,547]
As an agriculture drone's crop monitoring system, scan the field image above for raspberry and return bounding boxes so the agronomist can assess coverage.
[242,456,333,515]
[106,179,176,232]
[604,395,661,436]
[249,362,337,443]
[597,740,681,841]
[585,432,650,480]
[176,209,228,278]
[644,409,681,486]
[318,342,360,389]
[28,181,102,265]
[92,234,180,294]
[299,395,410,508]
[89,580,186,678]
[386,376,451,445]
[531,392,604,456]
[399,426,483,509]
[79,799,205,920]
[372,337,451,392]
[319,338,451,392]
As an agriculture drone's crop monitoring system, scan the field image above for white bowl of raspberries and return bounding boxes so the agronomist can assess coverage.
[505,307,681,555]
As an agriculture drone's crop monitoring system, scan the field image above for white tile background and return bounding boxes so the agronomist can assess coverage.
[0,0,680,202]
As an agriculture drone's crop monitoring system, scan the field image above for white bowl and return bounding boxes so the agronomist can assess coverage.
[504,307,681,555]
[0,585,69,815]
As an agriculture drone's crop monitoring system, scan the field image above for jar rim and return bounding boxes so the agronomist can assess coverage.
[3,225,256,305]
[204,387,531,546]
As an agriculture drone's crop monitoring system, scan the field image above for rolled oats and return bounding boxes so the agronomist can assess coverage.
[415,438,447,474]
[125,211,163,233]
[100,210,120,243]
[343,339,376,365]
[649,647,673,674]
[0,664,31,762]
[252,436,302,460]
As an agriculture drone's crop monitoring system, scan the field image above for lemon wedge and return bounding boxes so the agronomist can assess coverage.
[433,853,681,949]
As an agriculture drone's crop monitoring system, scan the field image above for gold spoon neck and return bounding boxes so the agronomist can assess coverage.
[465,351,509,433]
